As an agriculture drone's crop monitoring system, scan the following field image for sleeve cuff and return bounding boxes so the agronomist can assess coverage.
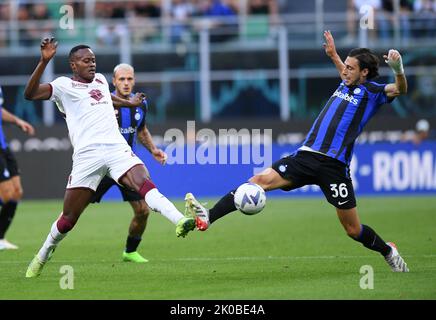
[48,83,53,100]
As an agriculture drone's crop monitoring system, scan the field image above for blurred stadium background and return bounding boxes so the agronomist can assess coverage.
[0,0,435,200]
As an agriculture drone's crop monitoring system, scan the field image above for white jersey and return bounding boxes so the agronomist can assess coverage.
[49,73,128,153]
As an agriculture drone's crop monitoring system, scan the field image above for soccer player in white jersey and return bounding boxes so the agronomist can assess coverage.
[23,38,195,278]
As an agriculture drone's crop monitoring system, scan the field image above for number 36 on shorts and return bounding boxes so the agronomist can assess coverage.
[330,183,349,198]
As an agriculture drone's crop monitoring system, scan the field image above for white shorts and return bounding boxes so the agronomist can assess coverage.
[67,143,144,191]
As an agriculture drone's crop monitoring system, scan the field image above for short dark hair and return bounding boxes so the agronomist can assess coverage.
[348,48,380,80]
[69,44,91,61]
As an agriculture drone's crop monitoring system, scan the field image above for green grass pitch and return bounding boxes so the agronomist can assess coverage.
[0,197,435,300]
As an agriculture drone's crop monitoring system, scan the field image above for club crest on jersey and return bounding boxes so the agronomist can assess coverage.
[3,168,10,178]
[89,89,103,101]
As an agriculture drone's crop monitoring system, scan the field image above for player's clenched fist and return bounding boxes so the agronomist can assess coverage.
[40,37,58,63]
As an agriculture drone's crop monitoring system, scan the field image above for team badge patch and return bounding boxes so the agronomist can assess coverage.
[89,89,103,101]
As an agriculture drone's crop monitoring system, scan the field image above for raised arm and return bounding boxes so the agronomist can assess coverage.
[383,49,408,98]
[24,37,58,100]
[323,30,346,80]
[2,108,35,136]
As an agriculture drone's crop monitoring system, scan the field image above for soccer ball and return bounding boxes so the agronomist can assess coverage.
[234,183,266,215]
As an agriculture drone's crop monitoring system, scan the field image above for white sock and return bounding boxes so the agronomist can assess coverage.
[37,219,67,262]
[144,188,184,225]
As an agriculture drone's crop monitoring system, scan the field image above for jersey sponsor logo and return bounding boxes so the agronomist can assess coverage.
[332,89,359,105]
[89,89,104,101]
[71,82,88,89]
[120,126,137,134]
[90,101,109,106]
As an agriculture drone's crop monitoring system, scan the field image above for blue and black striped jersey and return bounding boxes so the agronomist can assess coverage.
[0,86,9,150]
[114,92,148,153]
[302,80,392,165]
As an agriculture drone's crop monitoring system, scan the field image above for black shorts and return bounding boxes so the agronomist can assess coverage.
[271,151,356,209]
[0,147,20,183]
[91,176,143,203]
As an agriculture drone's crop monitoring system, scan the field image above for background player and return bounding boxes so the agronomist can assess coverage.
[0,85,35,250]
[24,38,195,277]
[186,31,410,272]
[91,63,168,263]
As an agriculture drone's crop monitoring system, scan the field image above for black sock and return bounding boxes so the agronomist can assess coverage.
[125,235,142,253]
[209,190,237,224]
[352,224,391,256]
[0,201,18,239]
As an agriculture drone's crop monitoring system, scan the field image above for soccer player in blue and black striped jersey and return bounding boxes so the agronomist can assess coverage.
[186,31,409,272]
[0,86,35,250]
[90,64,167,263]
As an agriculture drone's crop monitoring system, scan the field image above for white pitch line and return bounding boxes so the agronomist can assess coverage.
[0,254,435,264]
[163,254,436,262]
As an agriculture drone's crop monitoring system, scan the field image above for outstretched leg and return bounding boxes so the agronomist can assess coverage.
[26,188,93,278]
[119,164,195,238]
[187,168,292,230]
[337,207,409,272]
